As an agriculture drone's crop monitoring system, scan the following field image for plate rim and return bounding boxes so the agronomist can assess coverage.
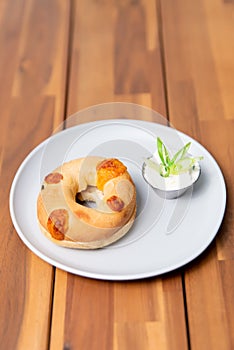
[9,119,227,280]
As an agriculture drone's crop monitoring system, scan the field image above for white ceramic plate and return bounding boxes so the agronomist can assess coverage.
[9,120,226,280]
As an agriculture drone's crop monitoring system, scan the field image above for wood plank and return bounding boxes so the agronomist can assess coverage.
[161,0,234,348]
[50,1,188,349]
[66,0,166,117]
[0,0,70,348]
[203,0,234,119]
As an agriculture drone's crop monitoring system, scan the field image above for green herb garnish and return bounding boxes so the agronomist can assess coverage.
[148,137,203,177]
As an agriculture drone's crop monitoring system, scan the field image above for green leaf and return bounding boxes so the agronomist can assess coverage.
[160,164,170,177]
[157,137,166,165]
[155,137,203,177]
[171,156,203,174]
[171,142,191,164]
[157,137,171,166]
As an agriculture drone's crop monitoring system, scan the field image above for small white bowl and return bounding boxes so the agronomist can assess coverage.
[142,157,201,200]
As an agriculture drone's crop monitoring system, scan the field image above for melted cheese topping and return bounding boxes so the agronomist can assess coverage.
[96,159,127,191]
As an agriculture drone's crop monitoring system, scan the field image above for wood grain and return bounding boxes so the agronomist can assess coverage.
[161,0,234,349]
[66,0,166,117]
[0,0,69,348]
[1,0,233,348]
[50,1,188,349]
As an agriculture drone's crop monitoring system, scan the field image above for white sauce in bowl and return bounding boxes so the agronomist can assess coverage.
[143,160,200,191]
[143,147,201,193]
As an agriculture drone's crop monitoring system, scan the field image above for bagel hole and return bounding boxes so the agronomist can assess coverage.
[75,192,97,209]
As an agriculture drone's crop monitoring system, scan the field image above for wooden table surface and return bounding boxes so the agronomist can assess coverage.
[1,0,233,349]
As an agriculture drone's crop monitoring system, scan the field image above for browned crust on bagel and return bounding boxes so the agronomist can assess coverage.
[37,157,136,249]
[96,158,127,191]
[38,205,137,249]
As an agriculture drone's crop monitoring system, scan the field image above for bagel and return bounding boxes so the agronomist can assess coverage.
[37,157,136,249]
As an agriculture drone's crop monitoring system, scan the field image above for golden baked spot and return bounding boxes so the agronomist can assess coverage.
[47,209,68,240]
[45,172,63,184]
[75,210,90,222]
[96,159,127,191]
[107,196,124,212]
